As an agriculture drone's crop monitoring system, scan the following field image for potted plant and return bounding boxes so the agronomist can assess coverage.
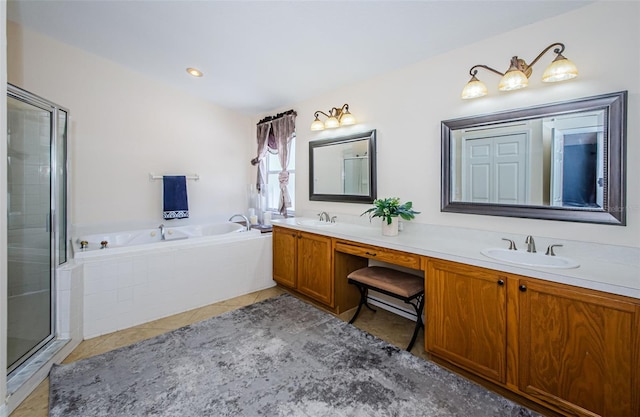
[361,197,420,236]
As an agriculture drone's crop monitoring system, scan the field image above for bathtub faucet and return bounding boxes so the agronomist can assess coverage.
[159,224,166,240]
[229,214,251,231]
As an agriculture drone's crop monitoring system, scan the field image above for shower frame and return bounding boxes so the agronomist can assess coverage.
[6,84,69,375]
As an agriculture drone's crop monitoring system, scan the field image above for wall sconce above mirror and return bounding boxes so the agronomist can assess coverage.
[442,91,627,225]
[309,130,376,203]
[461,42,578,99]
[310,103,356,131]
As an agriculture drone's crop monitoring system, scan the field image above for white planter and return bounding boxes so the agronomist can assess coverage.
[381,217,399,236]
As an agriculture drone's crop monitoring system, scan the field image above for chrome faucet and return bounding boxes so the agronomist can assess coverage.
[318,211,330,222]
[545,244,563,256]
[229,214,251,231]
[159,224,166,240]
[501,238,517,250]
[525,235,536,253]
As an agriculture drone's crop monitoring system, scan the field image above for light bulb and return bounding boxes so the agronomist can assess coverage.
[461,76,488,99]
[498,69,528,91]
[310,117,325,131]
[340,111,356,126]
[542,54,578,82]
[324,116,340,129]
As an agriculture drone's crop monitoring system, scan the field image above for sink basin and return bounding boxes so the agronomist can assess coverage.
[296,219,336,228]
[481,248,579,269]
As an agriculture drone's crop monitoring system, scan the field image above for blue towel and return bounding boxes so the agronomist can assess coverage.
[163,176,189,220]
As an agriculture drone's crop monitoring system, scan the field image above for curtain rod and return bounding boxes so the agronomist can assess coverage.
[257,109,297,125]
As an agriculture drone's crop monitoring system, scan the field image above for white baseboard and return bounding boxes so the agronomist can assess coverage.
[367,295,418,321]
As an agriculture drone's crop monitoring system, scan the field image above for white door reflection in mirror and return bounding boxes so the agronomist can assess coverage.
[547,112,604,209]
[452,121,538,204]
[462,133,529,204]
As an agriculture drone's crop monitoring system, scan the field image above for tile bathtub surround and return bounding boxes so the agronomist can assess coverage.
[79,232,273,338]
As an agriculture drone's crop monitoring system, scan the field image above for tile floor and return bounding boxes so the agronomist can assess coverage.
[9,286,426,417]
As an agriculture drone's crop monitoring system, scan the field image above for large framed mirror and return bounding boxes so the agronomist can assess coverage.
[441,91,627,225]
[309,130,377,203]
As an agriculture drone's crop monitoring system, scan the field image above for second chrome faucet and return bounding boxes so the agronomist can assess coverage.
[525,235,536,253]
[319,212,337,223]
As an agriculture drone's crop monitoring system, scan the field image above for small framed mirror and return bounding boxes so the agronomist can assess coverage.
[441,91,627,225]
[309,130,377,203]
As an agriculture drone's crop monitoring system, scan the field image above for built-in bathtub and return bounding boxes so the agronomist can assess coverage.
[73,222,274,338]
[73,222,246,258]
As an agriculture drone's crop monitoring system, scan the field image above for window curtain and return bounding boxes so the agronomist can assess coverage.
[250,123,272,191]
[251,109,297,216]
[271,112,296,215]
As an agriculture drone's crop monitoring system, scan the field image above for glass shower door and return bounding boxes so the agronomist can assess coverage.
[6,93,55,373]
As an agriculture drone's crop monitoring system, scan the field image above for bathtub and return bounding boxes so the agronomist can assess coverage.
[73,222,274,338]
[73,222,247,258]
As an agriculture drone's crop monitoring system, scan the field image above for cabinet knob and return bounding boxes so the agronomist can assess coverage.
[519,285,527,292]
[365,251,377,257]
[497,279,505,286]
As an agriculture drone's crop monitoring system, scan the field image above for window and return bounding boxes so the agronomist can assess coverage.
[265,137,295,214]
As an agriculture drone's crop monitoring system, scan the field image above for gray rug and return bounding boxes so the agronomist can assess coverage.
[49,294,539,417]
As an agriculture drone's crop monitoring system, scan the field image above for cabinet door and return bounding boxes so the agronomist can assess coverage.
[297,231,333,306]
[426,260,507,383]
[518,279,639,417]
[272,227,297,289]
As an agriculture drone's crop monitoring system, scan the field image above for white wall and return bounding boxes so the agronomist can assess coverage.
[7,21,255,231]
[3,19,255,413]
[288,1,640,248]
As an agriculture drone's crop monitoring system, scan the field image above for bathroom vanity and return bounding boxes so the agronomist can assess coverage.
[271,219,639,417]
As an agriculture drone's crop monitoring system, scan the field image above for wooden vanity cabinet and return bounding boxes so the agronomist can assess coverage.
[424,258,640,417]
[517,278,640,417]
[296,231,333,305]
[272,226,298,288]
[425,259,508,383]
[335,241,420,269]
[272,226,333,307]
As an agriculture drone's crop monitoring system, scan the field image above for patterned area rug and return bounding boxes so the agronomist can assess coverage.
[49,294,540,417]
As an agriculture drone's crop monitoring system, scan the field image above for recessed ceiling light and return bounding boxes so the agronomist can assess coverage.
[186,67,203,77]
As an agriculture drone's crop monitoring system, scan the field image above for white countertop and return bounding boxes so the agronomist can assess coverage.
[273,218,640,300]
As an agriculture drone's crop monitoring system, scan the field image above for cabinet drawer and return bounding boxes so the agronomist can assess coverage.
[335,241,421,269]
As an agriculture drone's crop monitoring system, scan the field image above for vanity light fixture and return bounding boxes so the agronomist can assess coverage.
[461,42,578,99]
[186,67,203,77]
[310,103,356,131]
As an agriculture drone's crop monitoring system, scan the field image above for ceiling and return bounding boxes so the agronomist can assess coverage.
[7,0,592,115]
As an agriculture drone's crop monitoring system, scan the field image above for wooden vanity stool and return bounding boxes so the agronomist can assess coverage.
[347,266,425,351]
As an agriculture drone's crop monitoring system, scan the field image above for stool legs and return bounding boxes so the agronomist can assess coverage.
[348,284,376,324]
[406,293,424,351]
[347,278,424,352]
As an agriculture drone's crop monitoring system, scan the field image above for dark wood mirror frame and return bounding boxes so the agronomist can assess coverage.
[441,91,627,225]
[309,129,377,203]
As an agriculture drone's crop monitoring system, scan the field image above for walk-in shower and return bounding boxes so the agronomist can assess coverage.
[6,84,68,375]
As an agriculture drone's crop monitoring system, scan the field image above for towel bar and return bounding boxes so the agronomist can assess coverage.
[149,174,200,181]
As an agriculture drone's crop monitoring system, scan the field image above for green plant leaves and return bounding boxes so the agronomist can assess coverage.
[361,197,420,223]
